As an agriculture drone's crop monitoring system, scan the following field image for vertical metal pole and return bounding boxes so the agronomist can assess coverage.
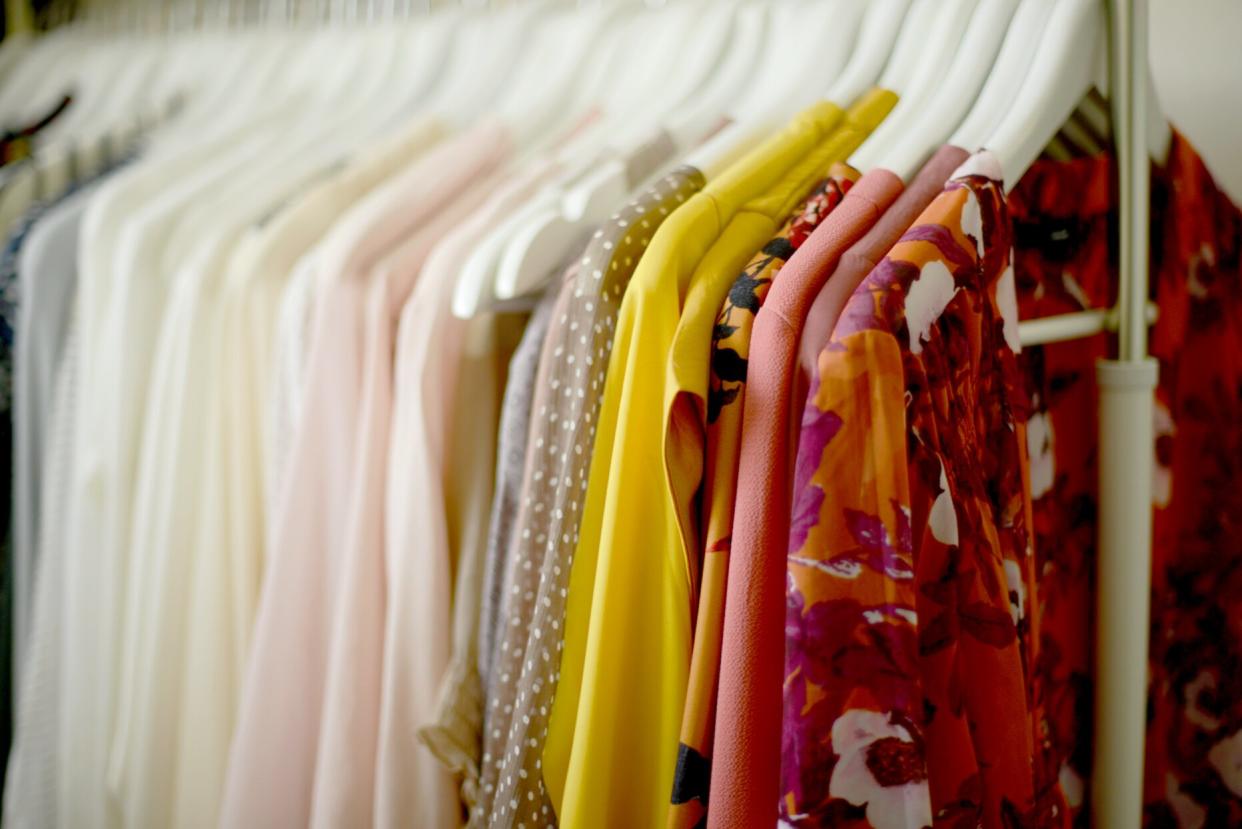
[1093,0,1159,826]
[1114,0,1151,363]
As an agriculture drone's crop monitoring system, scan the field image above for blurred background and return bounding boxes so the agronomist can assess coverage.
[3,0,1241,200]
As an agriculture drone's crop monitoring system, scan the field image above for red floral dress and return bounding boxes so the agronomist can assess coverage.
[1011,134,1242,828]
[783,152,1066,828]
[1144,134,1242,828]
[1008,152,1116,827]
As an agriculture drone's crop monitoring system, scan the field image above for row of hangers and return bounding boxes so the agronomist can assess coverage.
[0,0,1172,317]
[453,0,1175,319]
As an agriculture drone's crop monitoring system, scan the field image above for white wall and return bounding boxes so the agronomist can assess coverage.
[1151,0,1242,203]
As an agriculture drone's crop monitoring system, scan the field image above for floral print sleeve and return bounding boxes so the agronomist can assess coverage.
[668,167,859,829]
[782,153,1065,828]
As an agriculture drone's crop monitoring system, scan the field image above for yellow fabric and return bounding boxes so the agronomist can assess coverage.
[666,88,896,570]
[543,100,845,829]
[4,0,32,37]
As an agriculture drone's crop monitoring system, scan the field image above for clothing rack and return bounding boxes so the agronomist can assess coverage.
[6,3,1164,825]
[1012,1,1157,825]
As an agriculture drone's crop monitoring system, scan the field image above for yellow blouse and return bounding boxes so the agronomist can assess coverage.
[543,97,890,828]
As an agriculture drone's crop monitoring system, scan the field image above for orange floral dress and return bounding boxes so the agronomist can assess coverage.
[782,153,1067,828]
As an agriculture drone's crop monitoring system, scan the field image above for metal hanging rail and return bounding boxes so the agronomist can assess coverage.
[1091,0,1159,823]
[1011,2,1159,825]
[1017,302,1158,347]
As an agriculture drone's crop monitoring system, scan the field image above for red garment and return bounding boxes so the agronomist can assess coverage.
[1145,134,1242,828]
[780,152,1065,828]
[1008,152,1115,827]
[1011,133,1242,828]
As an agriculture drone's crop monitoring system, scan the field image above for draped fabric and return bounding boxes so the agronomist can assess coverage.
[781,153,1065,828]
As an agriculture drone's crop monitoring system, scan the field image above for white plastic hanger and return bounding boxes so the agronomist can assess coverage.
[36,25,221,152]
[663,1,768,151]
[0,31,33,89]
[153,19,404,222]
[154,13,461,279]
[367,16,468,135]
[223,16,403,135]
[2,8,320,183]
[486,1,744,304]
[848,0,981,171]
[1,31,193,182]
[949,0,1055,153]
[417,8,499,127]
[877,0,1019,181]
[496,3,633,150]
[450,4,674,319]
[215,11,455,152]
[170,11,394,148]
[552,5,641,130]
[47,38,176,148]
[824,0,913,109]
[494,0,877,305]
[6,35,101,127]
[683,0,863,179]
[985,0,1171,191]
[680,0,864,175]
[450,2,699,316]
[870,0,940,94]
[157,28,312,147]
[285,28,406,142]
[494,0,870,304]
[0,29,92,126]
[449,155,599,319]
[197,29,365,137]
[298,13,465,146]
[557,10,741,228]
[554,0,735,167]
[424,1,563,130]
[595,0,734,153]
[154,36,387,229]
[129,29,207,121]
[518,0,713,165]
[132,31,249,144]
[447,4,660,320]
[0,33,150,204]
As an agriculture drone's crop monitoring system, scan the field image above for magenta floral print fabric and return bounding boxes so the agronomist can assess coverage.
[781,152,1068,828]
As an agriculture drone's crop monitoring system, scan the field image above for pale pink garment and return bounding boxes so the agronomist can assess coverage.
[218,121,511,829]
[708,170,904,829]
[374,157,569,829]
[309,174,500,829]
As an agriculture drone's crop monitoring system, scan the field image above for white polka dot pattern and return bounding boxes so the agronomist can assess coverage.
[476,167,704,827]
